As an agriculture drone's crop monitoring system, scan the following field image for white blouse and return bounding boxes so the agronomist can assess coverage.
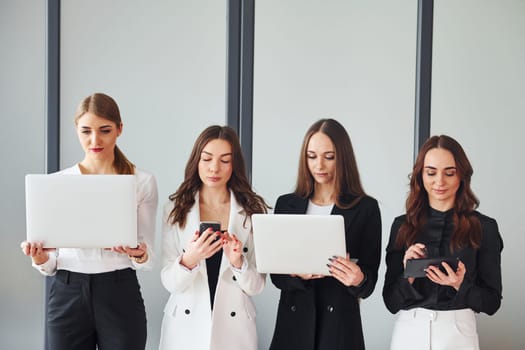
[306,200,334,215]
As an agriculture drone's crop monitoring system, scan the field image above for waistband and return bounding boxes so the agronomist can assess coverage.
[56,268,136,284]
[399,308,474,322]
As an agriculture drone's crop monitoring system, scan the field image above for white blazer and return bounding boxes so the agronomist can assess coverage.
[159,191,265,350]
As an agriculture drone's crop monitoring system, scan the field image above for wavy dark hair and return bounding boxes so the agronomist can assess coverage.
[168,125,269,228]
[396,135,481,250]
[74,93,135,175]
[294,118,366,208]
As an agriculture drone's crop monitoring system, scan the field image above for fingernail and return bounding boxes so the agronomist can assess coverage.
[328,257,334,262]
[326,264,332,268]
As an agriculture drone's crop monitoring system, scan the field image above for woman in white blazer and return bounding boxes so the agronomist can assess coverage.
[159,125,269,350]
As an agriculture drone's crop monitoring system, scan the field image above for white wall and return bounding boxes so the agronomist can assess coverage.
[432,1,525,349]
[0,0,46,349]
[2,1,524,349]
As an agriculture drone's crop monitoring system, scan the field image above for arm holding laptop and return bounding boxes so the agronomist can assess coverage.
[22,168,158,274]
[20,242,56,273]
[334,197,382,300]
[112,170,158,270]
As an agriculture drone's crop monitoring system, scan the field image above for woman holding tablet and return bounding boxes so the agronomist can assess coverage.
[383,135,503,350]
[159,125,269,350]
[269,118,382,350]
[21,92,158,350]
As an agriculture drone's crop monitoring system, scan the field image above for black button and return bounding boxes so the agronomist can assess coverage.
[243,247,248,253]
[291,305,296,312]
[230,311,236,317]
[327,305,334,312]
[232,276,237,281]
[185,309,190,315]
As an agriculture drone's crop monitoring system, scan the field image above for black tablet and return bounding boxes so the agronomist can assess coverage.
[404,257,459,278]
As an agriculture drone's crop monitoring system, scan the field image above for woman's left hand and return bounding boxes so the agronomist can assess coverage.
[222,232,243,269]
[328,253,365,287]
[425,260,466,291]
[112,242,148,263]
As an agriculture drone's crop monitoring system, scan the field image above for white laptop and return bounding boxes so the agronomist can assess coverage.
[25,174,137,248]
[251,214,346,275]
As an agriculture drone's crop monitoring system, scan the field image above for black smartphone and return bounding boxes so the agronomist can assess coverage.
[404,257,459,278]
[199,221,222,241]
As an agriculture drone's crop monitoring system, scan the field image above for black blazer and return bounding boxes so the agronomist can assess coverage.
[269,193,382,350]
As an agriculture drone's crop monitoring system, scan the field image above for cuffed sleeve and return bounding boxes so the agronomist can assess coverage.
[32,252,57,276]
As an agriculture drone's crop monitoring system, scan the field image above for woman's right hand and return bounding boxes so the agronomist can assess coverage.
[403,243,427,284]
[180,229,223,269]
[20,241,53,265]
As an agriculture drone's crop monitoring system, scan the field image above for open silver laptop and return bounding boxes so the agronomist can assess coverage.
[25,174,137,248]
[251,214,346,275]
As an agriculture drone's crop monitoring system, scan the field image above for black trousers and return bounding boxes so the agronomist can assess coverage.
[47,268,147,350]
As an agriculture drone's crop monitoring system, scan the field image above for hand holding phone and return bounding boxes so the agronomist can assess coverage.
[199,221,225,243]
[180,222,224,269]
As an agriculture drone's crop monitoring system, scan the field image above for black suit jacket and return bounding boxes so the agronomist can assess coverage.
[269,193,382,350]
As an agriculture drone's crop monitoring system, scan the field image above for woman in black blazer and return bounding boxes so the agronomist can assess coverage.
[269,119,382,350]
[382,135,502,350]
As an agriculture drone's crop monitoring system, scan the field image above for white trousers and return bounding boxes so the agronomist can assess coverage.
[390,308,479,350]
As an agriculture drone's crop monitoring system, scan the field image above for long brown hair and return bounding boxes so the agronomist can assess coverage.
[74,93,135,175]
[396,135,481,250]
[168,125,269,228]
[295,118,366,208]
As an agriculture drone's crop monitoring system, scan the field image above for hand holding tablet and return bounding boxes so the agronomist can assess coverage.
[404,257,459,278]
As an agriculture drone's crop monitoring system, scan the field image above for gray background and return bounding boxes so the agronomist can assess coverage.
[1,1,523,349]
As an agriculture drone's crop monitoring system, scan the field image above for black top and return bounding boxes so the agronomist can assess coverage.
[206,250,222,310]
[383,208,503,315]
[269,193,382,350]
